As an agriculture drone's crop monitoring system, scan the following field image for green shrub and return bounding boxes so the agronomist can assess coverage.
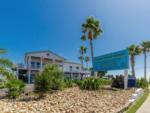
[136,78,149,89]
[73,79,82,86]
[64,79,74,88]
[48,65,64,90]
[34,64,65,95]
[99,78,112,86]
[74,77,112,90]
[111,75,124,89]
[6,77,25,99]
[79,77,100,90]
[34,73,51,95]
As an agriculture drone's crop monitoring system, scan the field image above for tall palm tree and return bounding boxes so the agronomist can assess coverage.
[79,46,87,69]
[85,56,90,69]
[141,41,150,80]
[81,16,102,75]
[78,56,84,69]
[127,45,142,77]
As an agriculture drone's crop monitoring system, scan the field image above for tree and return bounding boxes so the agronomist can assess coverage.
[127,45,142,77]
[81,16,103,75]
[84,56,90,69]
[78,56,84,67]
[34,64,64,97]
[97,71,107,78]
[0,49,13,68]
[0,49,7,54]
[79,46,87,69]
[141,41,150,80]
[0,66,25,99]
[6,76,25,99]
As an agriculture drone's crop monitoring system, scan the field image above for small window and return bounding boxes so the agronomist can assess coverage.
[59,65,63,67]
[31,62,35,68]
[76,66,79,70]
[46,53,50,56]
[31,62,35,65]
[37,62,41,68]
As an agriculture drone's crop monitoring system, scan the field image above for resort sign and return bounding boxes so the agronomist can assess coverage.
[93,49,129,89]
[93,49,129,71]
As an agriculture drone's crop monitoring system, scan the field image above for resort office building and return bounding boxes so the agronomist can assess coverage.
[16,51,89,83]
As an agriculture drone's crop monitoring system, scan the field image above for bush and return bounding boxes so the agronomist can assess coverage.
[111,75,124,89]
[73,79,82,86]
[99,78,112,86]
[34,64,65,96]
[6,77,25,99]
[136,78,149,89]
[75,77,112,90]
[79,77,100,90]
[64,79,74,88]
[48,66,64,90]
[34,73,51,96]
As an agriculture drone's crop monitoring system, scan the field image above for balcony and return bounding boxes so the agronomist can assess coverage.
[17,63,26,69]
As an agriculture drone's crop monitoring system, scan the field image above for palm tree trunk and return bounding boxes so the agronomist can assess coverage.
[81,59,84,70]
[90,39,94,63]
[144,52,147,80]
[89,32,94,75]
[86,62,88,69]
[131,55,135,77]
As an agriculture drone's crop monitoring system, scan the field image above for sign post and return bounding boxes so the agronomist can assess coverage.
[124,69,128,89]
[93,49,129,89]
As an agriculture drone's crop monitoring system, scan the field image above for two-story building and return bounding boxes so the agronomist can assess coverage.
[17,50,89,83]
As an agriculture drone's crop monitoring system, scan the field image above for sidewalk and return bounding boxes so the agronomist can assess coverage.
[136,86,150,113]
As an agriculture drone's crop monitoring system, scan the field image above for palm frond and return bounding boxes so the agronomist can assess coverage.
[81,35,86,41]
[0,58,13,68]
[0,49,7,54]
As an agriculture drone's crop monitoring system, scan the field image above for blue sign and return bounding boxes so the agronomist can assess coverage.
[93,49,129,71]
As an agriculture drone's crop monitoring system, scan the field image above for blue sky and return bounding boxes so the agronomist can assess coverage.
[0,0,150,78]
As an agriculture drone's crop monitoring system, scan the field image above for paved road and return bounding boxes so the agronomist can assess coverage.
[136,86,150,113]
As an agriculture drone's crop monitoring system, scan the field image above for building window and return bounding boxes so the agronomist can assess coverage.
[59,65,63,67]
[31,62,35,68]
[76,66,79,70]
[70,66,73,71]
[46,53,50,57]
[36,62,41,68]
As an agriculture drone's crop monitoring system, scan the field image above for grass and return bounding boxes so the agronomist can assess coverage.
[126,89,149,113]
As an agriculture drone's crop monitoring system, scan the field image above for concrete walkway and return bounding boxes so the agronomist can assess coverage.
[136,86,150,113]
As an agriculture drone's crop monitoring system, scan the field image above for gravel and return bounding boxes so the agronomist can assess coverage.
[0,87,135,113]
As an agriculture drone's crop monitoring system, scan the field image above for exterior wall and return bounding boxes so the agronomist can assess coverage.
[25,51,65,65]
[63,62,82,73]
[17,51,89,83]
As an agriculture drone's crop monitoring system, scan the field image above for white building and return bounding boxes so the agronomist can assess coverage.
[17,50,89,83]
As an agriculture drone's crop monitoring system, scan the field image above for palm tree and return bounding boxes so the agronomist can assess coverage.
[81,16,102,75]
[0,49,13,68]
[0,49,7,54]
[127,45,142,77]
[79,46,87,69]
[78,56,84,68]
[141,41,150,80]
[85,56,90,69]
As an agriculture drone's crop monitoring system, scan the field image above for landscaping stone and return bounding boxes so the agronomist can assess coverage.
[0,87,135,113]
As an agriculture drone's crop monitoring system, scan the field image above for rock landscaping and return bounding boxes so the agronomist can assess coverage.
[0,87,135,113]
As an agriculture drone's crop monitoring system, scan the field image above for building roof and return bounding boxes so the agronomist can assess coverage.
[25,50,66,60]
[24,50,81,65]
[64,60,81,65]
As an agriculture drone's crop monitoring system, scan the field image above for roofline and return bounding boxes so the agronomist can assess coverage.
[25,50,66,60]
[64,61,81,65]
